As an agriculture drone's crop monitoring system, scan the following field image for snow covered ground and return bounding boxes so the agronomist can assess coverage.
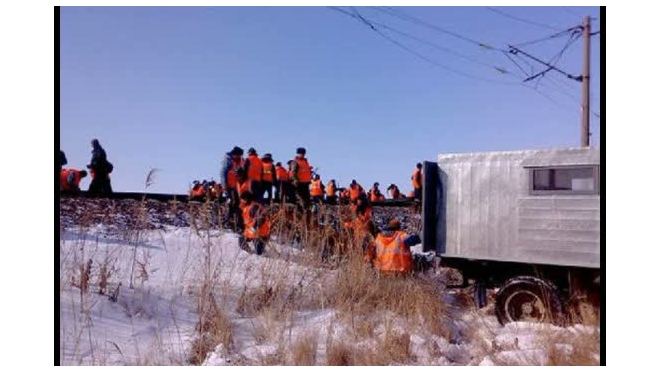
[59,222,599,366]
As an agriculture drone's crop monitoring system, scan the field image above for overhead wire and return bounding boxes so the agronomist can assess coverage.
[486,7,564,31]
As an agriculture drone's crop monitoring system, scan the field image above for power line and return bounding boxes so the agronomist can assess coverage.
[327,7,520,85]
[512,26,582,47]
[371,6,500,51]
[486,7,564,31]
[362,15,512,75]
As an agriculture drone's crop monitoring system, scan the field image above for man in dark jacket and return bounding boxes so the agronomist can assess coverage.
[59,150,67,173]
[87,139,113,196]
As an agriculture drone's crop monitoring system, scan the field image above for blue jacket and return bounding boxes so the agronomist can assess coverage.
[219,153,234,189]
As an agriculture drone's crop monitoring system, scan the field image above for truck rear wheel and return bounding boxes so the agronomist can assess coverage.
[495,276,564,326]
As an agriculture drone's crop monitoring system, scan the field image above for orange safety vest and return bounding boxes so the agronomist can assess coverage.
[412,169,422,189]
[191,185,205,197]
[237,180,251,197]
[247,154,263,182]
[310,179,324,196]
[294,157,312,183]
[349,185,362,201]
[327,183,336,197]
[369,189,383,202]
[242,202,270,239]
[227,158,245,189]
[275,165,289,182]
[60,169,82,191]
[374,231,412,274]
[262,162,274,182]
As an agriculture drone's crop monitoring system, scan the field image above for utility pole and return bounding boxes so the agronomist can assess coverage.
[581,16,591,147]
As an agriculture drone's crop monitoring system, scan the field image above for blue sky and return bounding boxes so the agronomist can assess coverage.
[60,6,600,193]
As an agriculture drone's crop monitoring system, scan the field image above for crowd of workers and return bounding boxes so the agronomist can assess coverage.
[59,141,424,275]
[60,139,114,196]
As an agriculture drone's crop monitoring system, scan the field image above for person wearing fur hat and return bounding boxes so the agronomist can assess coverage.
[365,219,421,275]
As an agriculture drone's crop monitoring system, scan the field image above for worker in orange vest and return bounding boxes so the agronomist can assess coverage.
[290,147,313,210]
[310,174,325,204]
[236,169,252,198]
[348,180,365,202]
[344,192,375,251]
[239,191,270,256]
[261,153,275,204]
[412,163,423,201]
[60,168,88,192]
[190,180,206,201]
[365,219,421,276]
[244,148,264,204]
[369,182,385,202]
[387,184,403,199]
[326,179,338,205]
[274,161,290,204]
[221,146,245,228]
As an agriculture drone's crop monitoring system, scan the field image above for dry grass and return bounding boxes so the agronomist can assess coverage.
[292,331,318,365]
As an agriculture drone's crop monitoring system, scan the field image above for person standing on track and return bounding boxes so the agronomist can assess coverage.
[87,139,113,196]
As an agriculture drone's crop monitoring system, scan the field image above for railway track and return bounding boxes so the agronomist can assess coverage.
[59,191,419,207]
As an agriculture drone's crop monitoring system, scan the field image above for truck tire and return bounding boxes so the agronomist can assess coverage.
[495,276,564,326]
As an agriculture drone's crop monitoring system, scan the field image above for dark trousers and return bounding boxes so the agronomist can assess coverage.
[250,180,263,204]
[239,235,266,255]
[296,182,311,210]
[88,174,113,196]
[311,195,324,204]
[325,195,337,205]
[414,187,422,201]
[262,181,273,204]
[275,181,285,203]
[223,188,243,231]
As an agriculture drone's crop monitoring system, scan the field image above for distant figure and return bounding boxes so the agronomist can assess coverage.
[261,153,275,204]
[348,179,365,202]
[412,163,423,201]
[274,161,290,203]
[291,147,312,210]
[365,219,421,276]
[190,180,205,201]
[326,179,338,205]
[60,168,87,192]
[220,146,245,228]
[239,191,270,256]
[387,184,402,199]
[59,150,67,173]
[369,182,385,202]
[310,174,325,204]
[87,139,113,196]
[244,148,264,204]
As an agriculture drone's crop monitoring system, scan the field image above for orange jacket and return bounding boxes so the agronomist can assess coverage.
[227,158,245,189]
[246,154,263,182]
[373,231,412,274]
[327,182,336,197]
[349,184,363,201]
[262,162,274,182]
[369,189,385,202]
[191,185,205,197]
[294,157,312,183]
[237,180,252,197]
[275,165,289,182]
[388,187,401,199]
[242,202,270,239]
[210,184,223,198]
[60,169,83,191]
[310,179,324,196]
[412,169,422,189]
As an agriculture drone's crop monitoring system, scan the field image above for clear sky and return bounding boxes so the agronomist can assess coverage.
[60,6,600,194]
